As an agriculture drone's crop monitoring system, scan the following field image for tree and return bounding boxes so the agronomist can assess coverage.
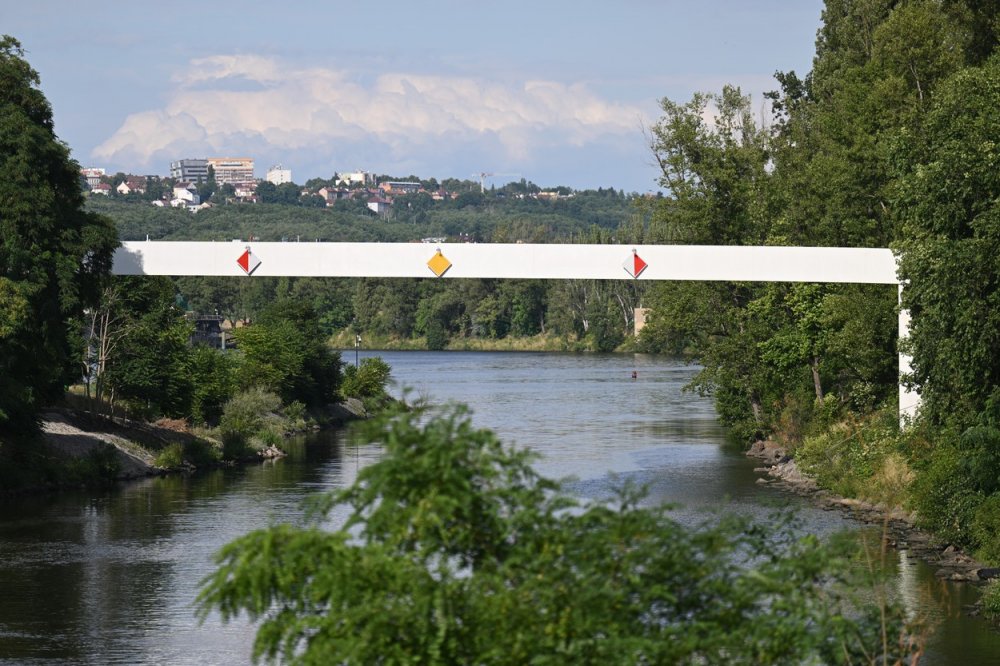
[100,276,194,418]
[234,299,342,407]
[0,36,117,435]
[197,166,216,202]
[896,56,1000,429]
[199,405,921,664]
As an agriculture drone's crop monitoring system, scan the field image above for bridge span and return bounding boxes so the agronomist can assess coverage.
[112,241,913,418]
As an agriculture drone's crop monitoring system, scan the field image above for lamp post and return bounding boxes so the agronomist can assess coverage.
[355,333,361,368]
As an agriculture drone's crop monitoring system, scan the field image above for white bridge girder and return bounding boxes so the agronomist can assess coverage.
[113,241,914,418]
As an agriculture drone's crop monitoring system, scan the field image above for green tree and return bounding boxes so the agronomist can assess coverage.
[197,166,216,202]
[896,55,1000,429]
[189,345,238,425]
[0,36,117,435]
[234,299,342,407]
[199,406,921,664]
[102,277,194,418]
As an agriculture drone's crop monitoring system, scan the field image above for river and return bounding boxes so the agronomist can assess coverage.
[0,351,997,664]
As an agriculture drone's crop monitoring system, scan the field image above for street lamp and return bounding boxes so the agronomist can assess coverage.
[355,333,361,368]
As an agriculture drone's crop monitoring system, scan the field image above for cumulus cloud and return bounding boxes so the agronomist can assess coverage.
[92,55,648,184]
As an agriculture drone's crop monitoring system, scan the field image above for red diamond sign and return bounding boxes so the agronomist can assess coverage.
[623,250,648,278]
[237,248,261,275]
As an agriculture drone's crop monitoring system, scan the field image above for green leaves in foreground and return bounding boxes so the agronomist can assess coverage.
[198,405,919,665]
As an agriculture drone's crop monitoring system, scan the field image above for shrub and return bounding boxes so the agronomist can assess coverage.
[255,426,283,450]
[155,442,185,469]
[425,320,448,351]
[189,347,238,425]
[218,388,283,459]
[341,357,392,400]
[283,399,306,423]
[184,438,221,467]
[972,494,1000,565]
[222,431,252,460]
[796,408,902,500]
[983,579,1000,620]
[198,405,925,664]
[65,444,121,486]
[911,444,985,548]
[219,388,282,438]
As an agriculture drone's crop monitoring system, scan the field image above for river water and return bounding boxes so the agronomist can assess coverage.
[1,351,997,664]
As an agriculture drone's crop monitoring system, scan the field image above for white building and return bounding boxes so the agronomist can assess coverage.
[80,167,105,189]
[337,170,375,187]
[172,183,200,206]
[266,165,292,185]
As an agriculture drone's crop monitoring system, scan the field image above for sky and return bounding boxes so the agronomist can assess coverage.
[3,1,825,193]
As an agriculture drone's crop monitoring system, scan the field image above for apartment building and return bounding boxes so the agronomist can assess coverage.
[170,158,209,182]
[266,165,292,185]
[207,157,255,186]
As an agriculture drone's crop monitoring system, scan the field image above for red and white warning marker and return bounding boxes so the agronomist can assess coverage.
[237,247,262,275]
[622,250,648,278]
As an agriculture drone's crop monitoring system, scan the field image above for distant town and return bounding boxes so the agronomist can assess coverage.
[79,158,620,216]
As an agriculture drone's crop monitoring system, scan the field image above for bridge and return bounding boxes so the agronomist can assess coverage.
[112,241,913,417]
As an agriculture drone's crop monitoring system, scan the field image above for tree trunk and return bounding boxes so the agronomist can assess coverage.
[811,356,824,401]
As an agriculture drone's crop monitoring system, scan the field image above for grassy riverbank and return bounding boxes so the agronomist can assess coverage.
[1,383,385,494]
[330,330,638,353]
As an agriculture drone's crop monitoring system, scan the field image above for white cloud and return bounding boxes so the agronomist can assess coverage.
[92,55,648,183]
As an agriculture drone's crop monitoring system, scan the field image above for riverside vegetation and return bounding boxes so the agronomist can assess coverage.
[5,0,1000,657]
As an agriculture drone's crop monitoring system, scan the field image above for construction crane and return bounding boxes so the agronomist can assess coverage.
[473,172,520,193]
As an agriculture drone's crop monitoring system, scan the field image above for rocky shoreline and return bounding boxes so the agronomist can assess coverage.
[747,439,1000,586]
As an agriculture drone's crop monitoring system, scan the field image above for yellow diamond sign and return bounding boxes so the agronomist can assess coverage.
[427,250,452,277]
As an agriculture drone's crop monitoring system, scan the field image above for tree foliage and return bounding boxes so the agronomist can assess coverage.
[234,299,342,407]
[896,56,1000,429]
[0,36,117,435]
[199,406,919,665]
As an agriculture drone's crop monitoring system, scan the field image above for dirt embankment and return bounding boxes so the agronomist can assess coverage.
[747,439,1000,586]
[40,409,199,480]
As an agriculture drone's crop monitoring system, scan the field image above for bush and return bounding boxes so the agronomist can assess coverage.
[282,400,308,430]
[218,388,283,459]
[341,357,392,400]
[983,579,1000,621]
[65,444,121,486]
[972,494,1000,565]
[425,320,448,351]
[219,388,281,438]
[155,442,185,468]
[256,426,283,449]
[184,438,221,467]
[155,438,220,469]
[911,444,985,548]
[796,408,902,500]
[189,346,237,425]
[221,432,252,460]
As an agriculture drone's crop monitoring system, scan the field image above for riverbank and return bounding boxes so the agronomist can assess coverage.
[2,399,371,494]
[330,330,621,353]
[747,439,1000,587]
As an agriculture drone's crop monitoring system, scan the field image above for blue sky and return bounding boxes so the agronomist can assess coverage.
[4,1,824,192]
